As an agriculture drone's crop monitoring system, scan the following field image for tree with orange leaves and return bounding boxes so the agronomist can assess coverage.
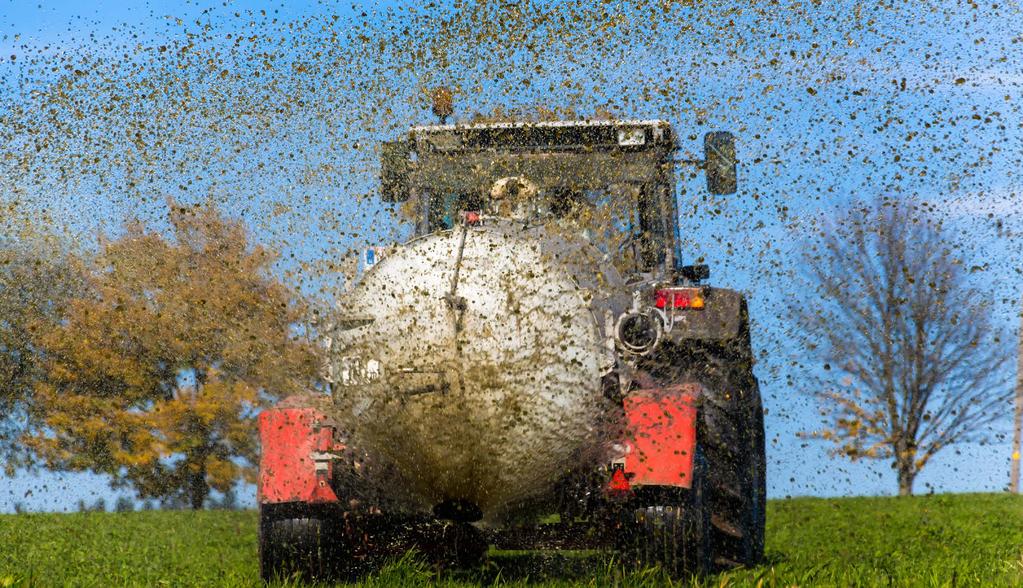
[25,200,319,509]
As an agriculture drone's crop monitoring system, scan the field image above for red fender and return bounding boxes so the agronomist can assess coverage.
[620,383,700,489]
[258,406,341,504]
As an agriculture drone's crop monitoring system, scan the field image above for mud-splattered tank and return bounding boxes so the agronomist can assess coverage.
[329,219,629,517]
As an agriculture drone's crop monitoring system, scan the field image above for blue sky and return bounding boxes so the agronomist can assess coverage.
[2,0,1022,512]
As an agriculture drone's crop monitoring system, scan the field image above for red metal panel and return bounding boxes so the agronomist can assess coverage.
[258,407,340,504]
[622,384,700,489]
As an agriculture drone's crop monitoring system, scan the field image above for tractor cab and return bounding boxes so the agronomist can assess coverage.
[381,119,736,279]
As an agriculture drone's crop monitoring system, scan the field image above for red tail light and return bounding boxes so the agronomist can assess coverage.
[654,288,705,310]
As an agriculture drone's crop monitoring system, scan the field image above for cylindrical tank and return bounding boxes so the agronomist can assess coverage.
[329,220,629,518]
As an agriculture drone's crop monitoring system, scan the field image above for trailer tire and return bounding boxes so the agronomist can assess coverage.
[617,450,710,576]
[259,509,342,583]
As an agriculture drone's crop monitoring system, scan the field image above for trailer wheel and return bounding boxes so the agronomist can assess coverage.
[259,509,341,582]
[617,450,710,576]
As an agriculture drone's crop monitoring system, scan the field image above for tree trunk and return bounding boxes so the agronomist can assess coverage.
[189,458,208,510]
[187,368,209,510]
[896,460,915,496]
[1011,307,1022,493]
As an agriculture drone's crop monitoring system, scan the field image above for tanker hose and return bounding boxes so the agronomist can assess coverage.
[614,310,663,356]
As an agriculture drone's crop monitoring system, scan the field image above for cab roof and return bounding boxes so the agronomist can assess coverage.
[406,119,677,153]
[409,118,672,132]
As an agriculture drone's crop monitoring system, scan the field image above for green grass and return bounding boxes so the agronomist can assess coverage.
[1,494,1021,587]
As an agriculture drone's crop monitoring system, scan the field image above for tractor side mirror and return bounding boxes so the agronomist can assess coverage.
[381,140,413,203]
[704,132,737,195]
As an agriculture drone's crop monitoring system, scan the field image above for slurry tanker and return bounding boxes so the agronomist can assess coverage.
[257,105,765,580]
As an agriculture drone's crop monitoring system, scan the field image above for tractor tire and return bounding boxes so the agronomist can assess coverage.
[699,373,765,570]
[617,450,710,576]
[750,389,767,563]
[259,509,342,583]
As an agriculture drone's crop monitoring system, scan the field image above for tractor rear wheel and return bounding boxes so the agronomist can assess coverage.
[698,372,765,570]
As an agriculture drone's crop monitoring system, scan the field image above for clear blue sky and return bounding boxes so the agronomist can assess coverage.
[2,0,1021,512]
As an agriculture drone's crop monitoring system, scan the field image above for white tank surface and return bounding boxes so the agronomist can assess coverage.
[329,220,629,517]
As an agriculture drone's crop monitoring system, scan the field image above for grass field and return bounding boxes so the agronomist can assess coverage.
[1,494,1021,587]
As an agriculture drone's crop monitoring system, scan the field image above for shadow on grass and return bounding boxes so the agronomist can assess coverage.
[264,549,785,586]
[364,550,670,587]
[449,550,777,587]
[476,551,615,583]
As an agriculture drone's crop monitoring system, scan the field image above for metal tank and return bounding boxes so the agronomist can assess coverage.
[329,218,630,517]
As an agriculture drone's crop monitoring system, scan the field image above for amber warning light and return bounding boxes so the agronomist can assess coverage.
[654,287,705,310]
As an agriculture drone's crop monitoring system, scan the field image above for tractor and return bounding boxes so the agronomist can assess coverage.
[257,109,765,581]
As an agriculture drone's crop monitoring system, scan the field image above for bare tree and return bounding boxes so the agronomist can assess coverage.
[799,197,1012,495]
